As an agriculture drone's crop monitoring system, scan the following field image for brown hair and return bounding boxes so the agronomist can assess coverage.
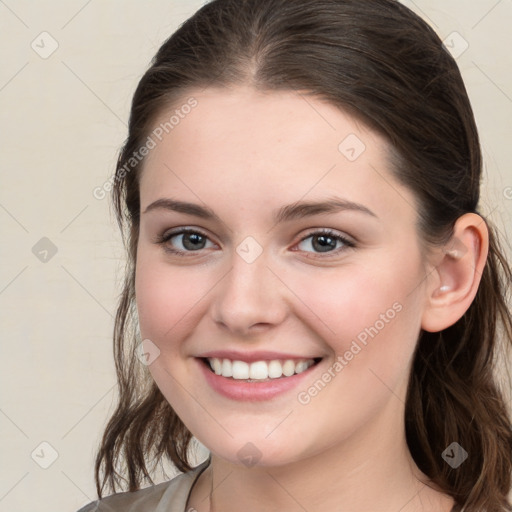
[95,0,512,509]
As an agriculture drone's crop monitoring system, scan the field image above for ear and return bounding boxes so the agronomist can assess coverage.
[421,213,489,333]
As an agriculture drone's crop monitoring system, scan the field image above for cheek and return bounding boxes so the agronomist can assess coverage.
[290,256,423,374]
[134,253,207,419]
[134,251,207,348]
[287,260,423,446]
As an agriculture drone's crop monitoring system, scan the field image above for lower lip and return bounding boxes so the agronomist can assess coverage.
[197,358,321,402]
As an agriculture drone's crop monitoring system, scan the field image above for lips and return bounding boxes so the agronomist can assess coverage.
[196,353,324,401]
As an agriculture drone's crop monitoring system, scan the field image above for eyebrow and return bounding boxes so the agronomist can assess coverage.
[142,196,377,223]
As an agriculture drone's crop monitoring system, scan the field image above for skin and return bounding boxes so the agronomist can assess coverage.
[135,86,488,512]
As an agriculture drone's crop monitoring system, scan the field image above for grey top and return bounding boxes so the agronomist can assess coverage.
[76,458,211,512]
[76,457,460,512]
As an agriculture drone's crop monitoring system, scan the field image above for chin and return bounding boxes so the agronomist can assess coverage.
[199,430,314,469]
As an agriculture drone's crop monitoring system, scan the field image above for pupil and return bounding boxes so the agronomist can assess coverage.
[313,235,336,253]
[183,233,205,250]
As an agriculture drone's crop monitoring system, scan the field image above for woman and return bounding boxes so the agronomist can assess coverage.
[77,0,512,510]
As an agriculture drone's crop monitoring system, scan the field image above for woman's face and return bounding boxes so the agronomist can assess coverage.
[135,86,431,467]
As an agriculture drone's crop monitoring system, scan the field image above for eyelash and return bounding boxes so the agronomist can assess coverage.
[153,227,355,259]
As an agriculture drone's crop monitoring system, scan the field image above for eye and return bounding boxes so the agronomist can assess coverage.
[154,227,355,258]
[294,229,355,257]
[154,228,216,256]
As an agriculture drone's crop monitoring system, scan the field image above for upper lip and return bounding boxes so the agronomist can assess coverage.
[196,350,323,363]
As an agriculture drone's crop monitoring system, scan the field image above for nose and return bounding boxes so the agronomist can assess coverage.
[210,247,289,337]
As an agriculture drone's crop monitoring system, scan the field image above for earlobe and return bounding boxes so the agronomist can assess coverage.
[421,213,489,333]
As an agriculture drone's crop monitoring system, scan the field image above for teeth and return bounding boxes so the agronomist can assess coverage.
[212,358,222,375]
[282,360,296,377]
[207,357,317,380]
[221,358,232,377]
[249,361,268,379]
[232,360,249,380]
[295,360,310,373]
[268,360,283,379]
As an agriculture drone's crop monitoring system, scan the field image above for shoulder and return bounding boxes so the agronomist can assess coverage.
[75,479,171,512]
[75,459,210,512]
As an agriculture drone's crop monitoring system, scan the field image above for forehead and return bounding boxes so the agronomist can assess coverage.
[139,86,417,225]
[149,86,373,160]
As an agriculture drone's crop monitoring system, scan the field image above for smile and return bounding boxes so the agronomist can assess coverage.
[205,357,320,381]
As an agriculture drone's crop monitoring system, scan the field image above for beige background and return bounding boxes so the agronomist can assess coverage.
[0,1,511,511]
